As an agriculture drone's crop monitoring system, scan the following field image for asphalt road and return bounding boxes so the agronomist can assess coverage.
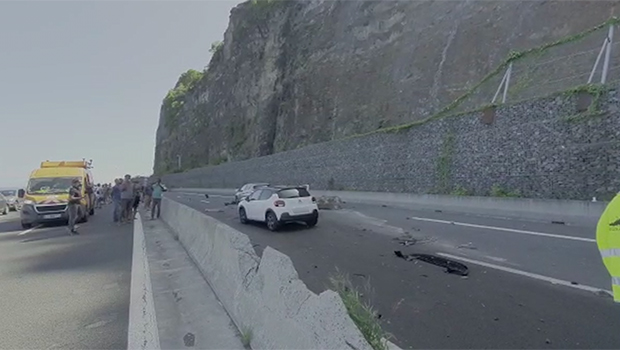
[171,190,620,349]
[0,206,133,349]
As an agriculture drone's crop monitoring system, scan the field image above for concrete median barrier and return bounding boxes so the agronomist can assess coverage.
[160,197,386,350]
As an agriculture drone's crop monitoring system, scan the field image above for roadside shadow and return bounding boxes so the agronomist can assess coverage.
[244,220,312,234]
[19,227,71,243]
[6,210,133,276]
[0,219,21,234]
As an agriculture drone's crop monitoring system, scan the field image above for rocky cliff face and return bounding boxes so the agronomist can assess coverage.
[153,0,617,174]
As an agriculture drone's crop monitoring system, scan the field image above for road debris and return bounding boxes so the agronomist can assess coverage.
[393,237,417,246]
[393,235,434,246]
[394,250,469,276]
[458,242,478,250]
[183,332,195,347]
[316,196,343,210]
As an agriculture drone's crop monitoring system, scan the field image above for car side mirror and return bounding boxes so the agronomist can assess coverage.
[17,189,25,198]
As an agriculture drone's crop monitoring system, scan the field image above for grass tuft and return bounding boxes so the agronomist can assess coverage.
[329,271,390,350]
[240,327,253,349]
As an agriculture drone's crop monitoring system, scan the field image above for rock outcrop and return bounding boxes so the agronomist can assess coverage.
[153,0,617,174]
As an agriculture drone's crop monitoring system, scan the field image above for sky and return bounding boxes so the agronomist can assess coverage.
[0,0,241,188]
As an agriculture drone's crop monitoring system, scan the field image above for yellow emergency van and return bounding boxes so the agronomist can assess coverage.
[20,160,96,229]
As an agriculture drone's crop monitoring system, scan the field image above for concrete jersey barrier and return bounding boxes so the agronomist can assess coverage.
[159,197,380,350]
[173,187,608,226]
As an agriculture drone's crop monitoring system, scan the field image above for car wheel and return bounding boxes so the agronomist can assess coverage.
[89,207,95,216]
[21,222,32,229]
[266,211,280,231]
[3,206,8,215]
[306,217,318,228]
[239,207,248,224]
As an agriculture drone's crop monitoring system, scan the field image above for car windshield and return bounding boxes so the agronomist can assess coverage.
[277,187,311,198]
[0,190,15,197]
[26,177,78,195]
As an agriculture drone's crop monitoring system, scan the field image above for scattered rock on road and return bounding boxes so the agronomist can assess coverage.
[316,196,343,210]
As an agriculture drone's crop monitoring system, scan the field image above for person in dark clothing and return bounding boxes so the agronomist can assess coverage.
[132,185,142,220]
[120,174,134,223]
[68,178,82,235]
[143,184,153,211]
[111,178,122,224]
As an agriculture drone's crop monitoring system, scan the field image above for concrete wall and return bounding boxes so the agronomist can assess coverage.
[161,87,620,201]
[159,197,382,350]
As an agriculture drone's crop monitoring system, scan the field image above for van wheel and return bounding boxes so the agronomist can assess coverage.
[266,211,280,231]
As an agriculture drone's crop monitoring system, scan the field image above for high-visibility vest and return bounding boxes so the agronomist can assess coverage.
[596,193,620,303]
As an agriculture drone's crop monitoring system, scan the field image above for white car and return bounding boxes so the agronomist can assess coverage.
[237,186,319,231]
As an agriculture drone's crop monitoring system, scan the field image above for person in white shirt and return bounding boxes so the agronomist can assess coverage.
[94,184,103,209]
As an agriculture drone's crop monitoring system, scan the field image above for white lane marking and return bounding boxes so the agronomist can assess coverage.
[128,213,161,350]
[18,226,40,236]
[176,192,206,197]
[409,216,595,243]
[437,252,612,296]
[200,200,210,204]
[206,194,231,198]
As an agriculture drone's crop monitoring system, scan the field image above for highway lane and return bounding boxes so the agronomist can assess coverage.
[171,190,620,349]
[178,189,610,291]
[0,206,133,350]
[344,202,610,291]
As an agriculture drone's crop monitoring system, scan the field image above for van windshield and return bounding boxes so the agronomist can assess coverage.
[27,177,79,195]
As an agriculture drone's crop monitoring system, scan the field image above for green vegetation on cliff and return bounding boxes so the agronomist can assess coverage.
[163,69,204,129]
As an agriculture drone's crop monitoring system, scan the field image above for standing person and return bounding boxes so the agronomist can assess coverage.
[120,174,134,223]
[67,178,82,235]
[132,183,142,220]
[151,178,167,220]
[94,184,102,209]
[106,183,112,204]
[111,179,122,224]
[143,182,153,212]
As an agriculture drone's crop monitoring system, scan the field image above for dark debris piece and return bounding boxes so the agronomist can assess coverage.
[183,332,195,347]
[394,250,469,276]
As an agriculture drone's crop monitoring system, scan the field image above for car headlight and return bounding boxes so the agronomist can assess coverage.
[23,200,35,205]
